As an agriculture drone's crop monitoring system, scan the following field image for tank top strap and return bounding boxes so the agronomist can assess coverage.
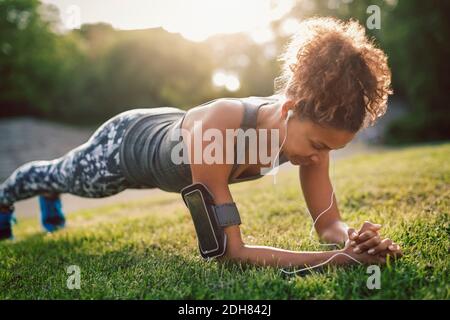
[193,96,272,130]
[239,98,271,130]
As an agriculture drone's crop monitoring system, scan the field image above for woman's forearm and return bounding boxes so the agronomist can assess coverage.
[228,244,350,268]
[299,161,343,235]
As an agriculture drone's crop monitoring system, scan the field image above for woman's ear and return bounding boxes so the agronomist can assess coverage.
[281,99,296,120]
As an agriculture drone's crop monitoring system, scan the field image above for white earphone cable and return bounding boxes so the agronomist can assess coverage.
[278,110,361,275]
[266,109,291,184]
[280,252,362,275]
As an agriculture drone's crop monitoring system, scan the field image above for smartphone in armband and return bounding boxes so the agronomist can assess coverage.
[181,183,227,259]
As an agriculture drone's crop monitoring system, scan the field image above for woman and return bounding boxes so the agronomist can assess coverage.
[0,17,402,268]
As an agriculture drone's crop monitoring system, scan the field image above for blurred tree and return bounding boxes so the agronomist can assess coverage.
[0,1,217,125]
[381,0,450,143]
[0,0,69,117]
[204,33,278,98]
[71,27,216,123]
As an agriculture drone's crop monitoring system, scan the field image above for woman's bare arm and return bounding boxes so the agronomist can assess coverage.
[299,153,388,249]
[299,152,349,241]
[217,224,391,267]
[185,103,363,268]
[219,226,349,267]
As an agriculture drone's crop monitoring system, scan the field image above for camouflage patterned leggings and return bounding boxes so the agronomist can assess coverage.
[0,110,148,206]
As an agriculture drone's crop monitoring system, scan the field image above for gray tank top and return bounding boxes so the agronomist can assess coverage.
[119,96,289,193]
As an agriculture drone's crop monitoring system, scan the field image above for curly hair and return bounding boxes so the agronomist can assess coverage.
[274,17,392,132]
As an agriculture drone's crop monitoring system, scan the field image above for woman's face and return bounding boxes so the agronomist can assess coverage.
[282,116,356,166]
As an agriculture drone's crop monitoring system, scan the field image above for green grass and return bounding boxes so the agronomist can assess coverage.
[1,143,449,299]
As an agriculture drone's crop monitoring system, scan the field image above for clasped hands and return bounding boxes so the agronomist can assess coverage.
[320,220,403,264]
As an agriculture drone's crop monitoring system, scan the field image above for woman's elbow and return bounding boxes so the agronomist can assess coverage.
[216,225,245,262]
[217,242,244,262]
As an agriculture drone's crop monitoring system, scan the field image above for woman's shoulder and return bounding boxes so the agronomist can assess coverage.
[183,97,245,132]
[184,95,279,131]
[201,95,278,124]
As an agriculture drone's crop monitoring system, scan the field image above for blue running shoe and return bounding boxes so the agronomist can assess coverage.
[39,195,66,232]
[0,205,15,240]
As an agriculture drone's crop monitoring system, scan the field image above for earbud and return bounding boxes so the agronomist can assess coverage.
[286,109,294,123]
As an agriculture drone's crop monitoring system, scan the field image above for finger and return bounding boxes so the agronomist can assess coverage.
[387,243,403,258]
[356,230,377,243]
[388,242,401,252]
[347,228,359,241]
[359,221,382,234]
[367,238,393,255]
[353,235,381,253]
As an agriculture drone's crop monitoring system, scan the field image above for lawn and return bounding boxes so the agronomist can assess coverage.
[0,143,449,299]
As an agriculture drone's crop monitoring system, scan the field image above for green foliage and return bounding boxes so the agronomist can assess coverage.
[0,0,69,116]
[0,1,220,125]
[1,0,448,140]
[0,143,449,299]
[380,0,450,143]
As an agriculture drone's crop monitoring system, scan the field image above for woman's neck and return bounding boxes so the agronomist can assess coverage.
[256,95,287,133]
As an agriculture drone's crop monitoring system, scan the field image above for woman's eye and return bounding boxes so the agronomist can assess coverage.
[312,143,322,150]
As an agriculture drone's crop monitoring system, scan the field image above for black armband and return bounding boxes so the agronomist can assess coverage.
[181,183,241,259]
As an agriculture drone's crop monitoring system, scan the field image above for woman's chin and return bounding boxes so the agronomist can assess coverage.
[290,160,309,166]
[288,156,311,166]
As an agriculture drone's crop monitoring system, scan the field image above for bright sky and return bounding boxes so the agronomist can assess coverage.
[41,0,295,43]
